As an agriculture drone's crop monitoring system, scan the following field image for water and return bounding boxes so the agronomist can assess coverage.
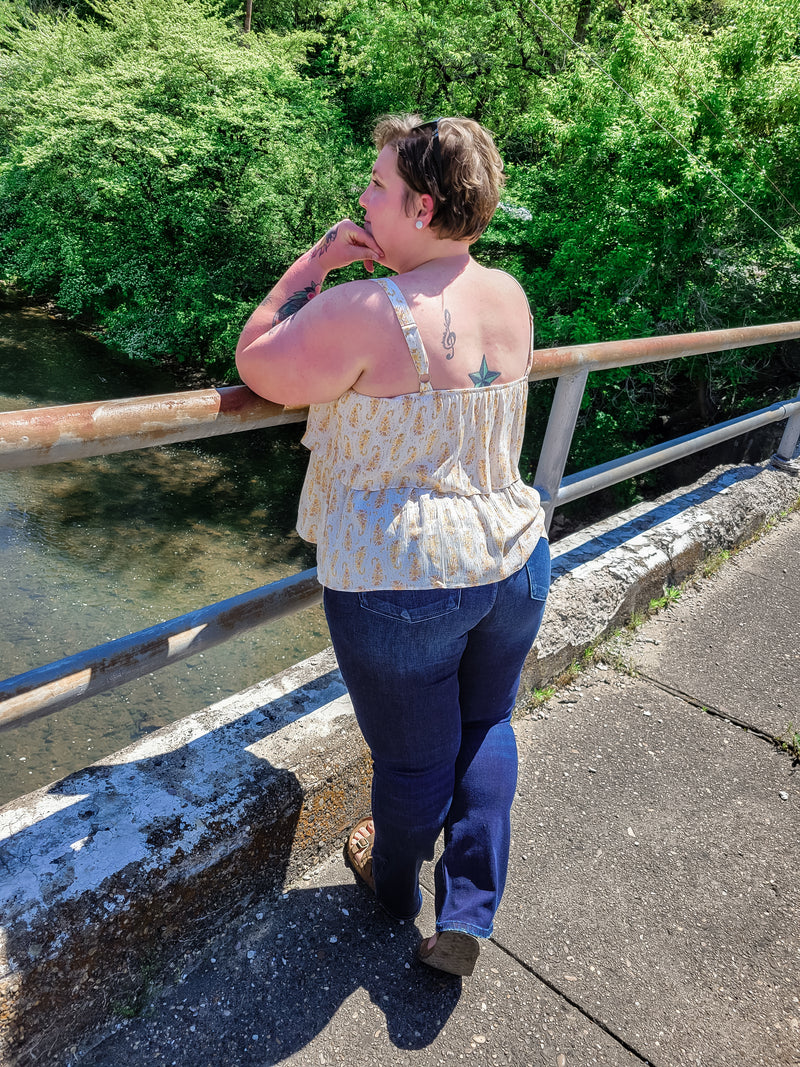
[0,301,329,805]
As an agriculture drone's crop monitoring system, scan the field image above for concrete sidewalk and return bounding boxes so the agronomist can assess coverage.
[76,509,800,1067]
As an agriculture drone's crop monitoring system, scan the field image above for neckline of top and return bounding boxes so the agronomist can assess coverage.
[340,376,530,403]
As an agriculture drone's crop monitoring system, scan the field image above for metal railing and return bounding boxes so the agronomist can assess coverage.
[2,320,799,733]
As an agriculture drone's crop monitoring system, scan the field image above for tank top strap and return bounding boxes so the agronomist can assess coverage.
[374,278,433,393]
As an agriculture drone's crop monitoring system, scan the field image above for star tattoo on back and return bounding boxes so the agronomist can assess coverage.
[469,355,501,387]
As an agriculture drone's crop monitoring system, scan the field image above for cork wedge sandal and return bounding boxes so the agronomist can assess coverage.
[345,815,376,893]
[417,931,480,977]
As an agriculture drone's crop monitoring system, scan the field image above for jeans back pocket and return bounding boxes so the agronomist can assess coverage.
[525,537,551,601]
[357,587,462,623]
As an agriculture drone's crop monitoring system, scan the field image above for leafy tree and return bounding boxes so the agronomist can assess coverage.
[475,0,800,470]
[0,0,797,451]
[0,0,366,372]
[319,0,599,131]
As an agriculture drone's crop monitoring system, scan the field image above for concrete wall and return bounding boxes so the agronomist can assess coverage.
[1,451,798,1066]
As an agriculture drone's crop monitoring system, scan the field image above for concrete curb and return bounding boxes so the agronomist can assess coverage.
[1,453,798,1066]
[532,453,799,690]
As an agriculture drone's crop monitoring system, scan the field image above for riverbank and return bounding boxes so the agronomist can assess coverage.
[0,283,228,392]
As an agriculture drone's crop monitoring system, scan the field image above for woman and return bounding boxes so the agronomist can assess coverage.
[236,115,549,978]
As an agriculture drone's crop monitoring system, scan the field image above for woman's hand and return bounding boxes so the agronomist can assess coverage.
[308,219,384,274]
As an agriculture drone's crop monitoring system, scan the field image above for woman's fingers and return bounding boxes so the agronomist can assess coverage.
[312,219,383,270]
[345,222,384,263]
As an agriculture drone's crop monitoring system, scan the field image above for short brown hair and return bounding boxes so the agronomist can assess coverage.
[372,114,505,242]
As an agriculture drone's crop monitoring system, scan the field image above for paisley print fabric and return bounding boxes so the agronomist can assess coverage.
[296,277,546,591]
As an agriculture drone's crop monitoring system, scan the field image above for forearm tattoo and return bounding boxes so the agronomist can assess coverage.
[310,226,339,260]
[272,284,319,326]
[442,308,456,360]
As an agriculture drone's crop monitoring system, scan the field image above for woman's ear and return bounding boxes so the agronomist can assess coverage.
[416,193,435,227]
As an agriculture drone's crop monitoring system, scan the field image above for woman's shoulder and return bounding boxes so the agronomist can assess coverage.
[315,276,392,312]
[480,265,531,305]
[296,276,397,343]
[391,260,530,310]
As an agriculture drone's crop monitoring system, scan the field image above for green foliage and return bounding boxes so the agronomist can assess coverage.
[319,0,596,131]
[473,0,800,477]
[0,0,365,371]
[1,0,799,432]
[779,722,800,761]
[649,586,682,611]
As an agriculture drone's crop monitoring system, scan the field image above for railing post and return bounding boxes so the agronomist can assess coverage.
[533,369,589,532]
[772,387,800,473]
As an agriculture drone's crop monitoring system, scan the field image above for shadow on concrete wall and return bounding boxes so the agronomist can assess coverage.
[1,660,372,1065]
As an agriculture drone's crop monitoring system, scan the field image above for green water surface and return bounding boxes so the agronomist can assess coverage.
[0,302,328,805]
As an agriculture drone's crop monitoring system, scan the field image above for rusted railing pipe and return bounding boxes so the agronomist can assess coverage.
[528,320,800,381]
[2,321,799,471]
[0,569,322,732]
[0,386,306,471]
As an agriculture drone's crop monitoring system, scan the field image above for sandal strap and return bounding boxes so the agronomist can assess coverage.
[346,817,376,893]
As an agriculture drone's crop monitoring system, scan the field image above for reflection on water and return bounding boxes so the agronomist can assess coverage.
[0,301,328,805]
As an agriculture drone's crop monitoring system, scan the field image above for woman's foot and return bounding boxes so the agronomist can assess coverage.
[418,930,480,976]
[345,816,376,892]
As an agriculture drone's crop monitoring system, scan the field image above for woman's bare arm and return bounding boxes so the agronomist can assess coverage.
[236,220,384,405]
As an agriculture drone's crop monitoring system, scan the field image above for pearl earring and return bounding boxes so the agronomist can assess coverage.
[415,220,424,230]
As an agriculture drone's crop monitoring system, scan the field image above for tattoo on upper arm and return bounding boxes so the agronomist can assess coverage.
[469,355,501,387]
[310,226,339,259]
[442,308,456,360]
[272,284,319,327]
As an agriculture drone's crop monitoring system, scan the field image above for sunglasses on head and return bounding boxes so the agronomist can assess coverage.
[413,118,443,180]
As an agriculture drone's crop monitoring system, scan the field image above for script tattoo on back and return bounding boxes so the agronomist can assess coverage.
[442,308,456,360]
[272,284,319,326]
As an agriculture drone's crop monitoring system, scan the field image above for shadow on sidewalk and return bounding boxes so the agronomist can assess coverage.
[81,879,462,1064]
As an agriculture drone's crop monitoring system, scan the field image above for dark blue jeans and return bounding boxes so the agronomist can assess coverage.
[323,536,550,938]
